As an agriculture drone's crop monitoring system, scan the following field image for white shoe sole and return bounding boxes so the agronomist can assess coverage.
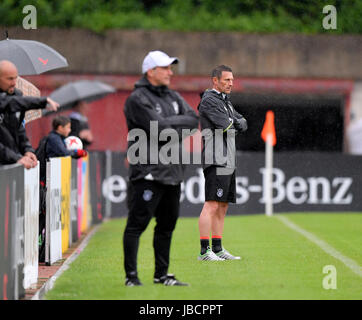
[197,255,225,261]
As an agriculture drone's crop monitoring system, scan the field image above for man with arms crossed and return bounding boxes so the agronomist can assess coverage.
[198,65,247,261]
[123,51,199,286]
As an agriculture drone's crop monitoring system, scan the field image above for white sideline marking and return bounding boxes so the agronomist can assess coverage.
[276,215,362,278]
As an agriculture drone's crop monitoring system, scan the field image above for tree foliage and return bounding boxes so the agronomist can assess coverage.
[1,0,361,34]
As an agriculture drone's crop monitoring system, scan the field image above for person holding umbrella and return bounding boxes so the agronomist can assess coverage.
[0,60,59,168]
[48,80,116,149]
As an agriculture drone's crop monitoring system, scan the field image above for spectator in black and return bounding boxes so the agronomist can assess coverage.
[0,60,59,168]
[69,101,94,149]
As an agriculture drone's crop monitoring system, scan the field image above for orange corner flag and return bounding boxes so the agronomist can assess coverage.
[261,110,277,146]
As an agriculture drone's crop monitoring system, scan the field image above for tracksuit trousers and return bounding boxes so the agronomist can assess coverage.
[123,179,181,279]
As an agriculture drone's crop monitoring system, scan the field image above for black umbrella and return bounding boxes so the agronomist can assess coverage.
[0,33,68,75]
[43,80,116,116]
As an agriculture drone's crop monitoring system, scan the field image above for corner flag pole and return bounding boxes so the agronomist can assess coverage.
[261,111,276,217]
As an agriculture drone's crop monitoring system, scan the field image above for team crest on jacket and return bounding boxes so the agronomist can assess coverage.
[216,188,223,198]
[155,103,162,114]
[172,101,179,114]
[143,189,153,201]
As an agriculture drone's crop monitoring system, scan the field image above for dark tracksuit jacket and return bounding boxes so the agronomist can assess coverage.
[0,89,48,165]
[124,76,199,185]
[39,131,81,182]
[198,89,247,171]
[123,76,199,279]
[46,131,79,159]
[69,111,92,149]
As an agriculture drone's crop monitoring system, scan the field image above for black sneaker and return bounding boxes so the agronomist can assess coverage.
[125,277,143,286]
[154,274,189,286]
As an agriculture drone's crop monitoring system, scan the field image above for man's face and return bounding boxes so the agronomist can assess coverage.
[77,101,89,114]
[213,71,234,94]
[147,65,173,86]
[0,64,18,94]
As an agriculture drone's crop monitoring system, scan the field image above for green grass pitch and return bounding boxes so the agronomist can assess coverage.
[45,213,362,300]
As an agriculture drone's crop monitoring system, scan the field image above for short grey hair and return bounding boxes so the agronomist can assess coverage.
[211,65,232,79]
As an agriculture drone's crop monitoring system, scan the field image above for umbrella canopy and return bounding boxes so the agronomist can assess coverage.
[16,76,42,123]
[0,37,68,75]
[44,80,116,115]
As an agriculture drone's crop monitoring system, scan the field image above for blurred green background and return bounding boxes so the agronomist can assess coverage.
[1,0,361,33]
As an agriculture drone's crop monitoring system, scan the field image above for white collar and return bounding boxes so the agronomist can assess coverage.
[212,88,226,99]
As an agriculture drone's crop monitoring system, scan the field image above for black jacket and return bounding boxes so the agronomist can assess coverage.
[124,76,199,185]
[37,131,80,183]
[198,89,247,170]
[46,131,78,159]
[69,111,92,149]
[0,89,48,165]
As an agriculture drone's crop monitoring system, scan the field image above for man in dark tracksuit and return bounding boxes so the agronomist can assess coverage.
[123,51,199,286]
[198,65,247,261]
[0,60,59,168]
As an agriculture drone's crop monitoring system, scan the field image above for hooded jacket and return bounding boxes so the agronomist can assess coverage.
[198,89,247,170]
[0,89,48,165]
[124,76,199,185]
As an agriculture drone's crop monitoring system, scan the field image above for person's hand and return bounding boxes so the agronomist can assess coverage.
[25,151,37,163]
[234,117,248,132]
[76,149,88,158]
[17,155,36,169]
[46,97,59,112]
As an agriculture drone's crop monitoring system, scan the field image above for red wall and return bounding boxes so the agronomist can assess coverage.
[26,90,202,152]
[24,74,353,152]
